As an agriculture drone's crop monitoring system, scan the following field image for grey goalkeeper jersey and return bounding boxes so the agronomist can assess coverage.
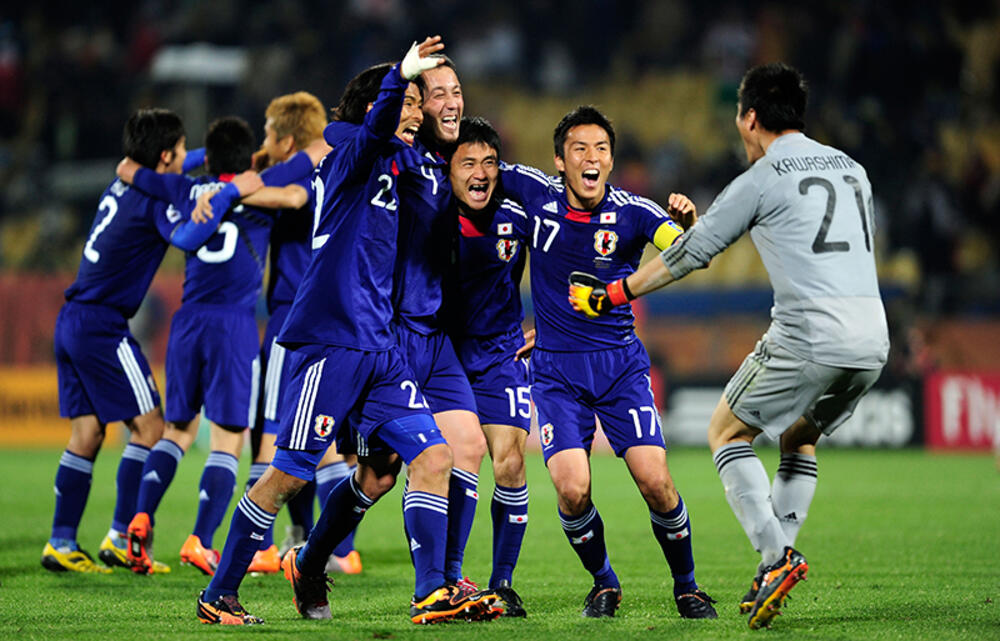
[661,132,889,369]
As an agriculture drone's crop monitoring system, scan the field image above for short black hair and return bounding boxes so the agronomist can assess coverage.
[413,55,459,98]
[122,108,185,169]
[553,105,615,159]
[333,62,394,125]
[205,116,255,174]
[737,63,808,132]
[452,116,501,160]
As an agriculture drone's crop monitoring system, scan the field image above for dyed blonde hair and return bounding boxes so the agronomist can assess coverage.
[265,91,327,150]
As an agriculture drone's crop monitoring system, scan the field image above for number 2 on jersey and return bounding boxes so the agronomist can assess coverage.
[83,195,119,263]
[371,174,397,211]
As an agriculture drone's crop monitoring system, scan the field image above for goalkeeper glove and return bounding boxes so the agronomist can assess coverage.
[568,271,634,318]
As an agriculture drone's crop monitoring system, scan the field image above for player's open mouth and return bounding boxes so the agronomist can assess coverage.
[441,115,458,132]
[581,169,600,189]
[468,182,490,202]
[399,124,420,145]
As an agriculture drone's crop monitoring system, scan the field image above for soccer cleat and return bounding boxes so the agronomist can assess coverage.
[282,546,333,619]
[41,542,112,574]
[739,570,764,614]
[325,550,363,575]
[581,585,622,618]
[747,546,808,630]
[278,525,306,558]
[248,545,281,574]
[409,584,500,624]
[675,589,718,619]
[124,514,171,574]
[454,576,480,597]
[180,534,220,576]
[197,590,263,625]
[494,581,527,618]
[98,535,132,569]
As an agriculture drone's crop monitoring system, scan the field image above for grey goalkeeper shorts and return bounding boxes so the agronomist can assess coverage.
[724,335,883,439]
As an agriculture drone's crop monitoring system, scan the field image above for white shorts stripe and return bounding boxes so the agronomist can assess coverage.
[264,339,285,422]
[117,338,154,415]
[247,355,260,428]
[292,358,325,449]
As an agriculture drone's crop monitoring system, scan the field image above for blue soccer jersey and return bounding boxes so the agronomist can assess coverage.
[64,178,189,317]
[499,162,683,351]
[262,160,315,314]
[278,66,434,351]
[445,198,528,339]
[391,141,452,334]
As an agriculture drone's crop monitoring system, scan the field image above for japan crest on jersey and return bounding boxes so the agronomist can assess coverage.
[314,414,335,438]
[496,238,518,263]
[594,229,618,256]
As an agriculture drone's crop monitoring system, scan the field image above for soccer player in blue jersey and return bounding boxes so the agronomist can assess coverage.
[498,106,718,620]
[444,117,533,617]
[390,55,491,595]
[44,109,256,574]
[194,38,499,626]
[114,116,277,576]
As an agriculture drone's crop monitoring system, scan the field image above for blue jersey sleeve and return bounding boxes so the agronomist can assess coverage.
[133,168,194,208]
[183,147,206,173]
[324,64,409,182]
[262,151,314,187]
[134,168,227,251]
[499,162,558,204]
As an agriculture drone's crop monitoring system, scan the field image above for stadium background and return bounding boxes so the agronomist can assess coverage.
[0,1,997,453]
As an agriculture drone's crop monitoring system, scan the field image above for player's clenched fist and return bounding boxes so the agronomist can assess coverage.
[568,271,633,318]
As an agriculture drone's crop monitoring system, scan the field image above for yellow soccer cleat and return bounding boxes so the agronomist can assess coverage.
[41,542,112,574]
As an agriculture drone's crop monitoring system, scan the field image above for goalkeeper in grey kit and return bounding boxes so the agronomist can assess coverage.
[569,62,889,630]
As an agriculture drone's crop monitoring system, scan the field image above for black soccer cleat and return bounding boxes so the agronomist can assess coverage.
[582,585,622,618]
[410,584,501,624]
[675,589,718,619]
[747,546,808,630]
[197,590,263,625]
[739,570,764,614]
[494,581,527,618]
[281,545,334,619]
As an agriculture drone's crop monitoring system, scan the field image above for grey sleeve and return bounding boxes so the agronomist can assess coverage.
[659,169,760,280]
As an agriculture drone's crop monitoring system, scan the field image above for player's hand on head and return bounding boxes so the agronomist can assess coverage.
[401,35,446,81]
[116,157,141,184]
[667,192,697,230]
[232,170,264,196]
[514,328,536,361]
[251,147,271,172]
[192,190,218,224]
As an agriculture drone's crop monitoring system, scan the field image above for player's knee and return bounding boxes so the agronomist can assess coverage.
[411,443,453,480]
[492,449,526,486]
[554,480,591,515]
[126,408,165,446]
[637,477,679,512]
[357,468,397,500]
[451,427,488,469]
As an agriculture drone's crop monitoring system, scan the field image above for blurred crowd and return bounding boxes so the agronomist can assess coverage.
[0,0,997,317]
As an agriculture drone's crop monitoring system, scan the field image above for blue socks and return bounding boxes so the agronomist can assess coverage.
[50,450,94,543]
[245,462,271,549]
[444,468,479,583]
[192,451,239,549]
[559,504,619,588]
[490,483,528,588]
[650,496,698,596]
[286,480,316,538]
[136,439,184,524]
[404,490,449,598]
[316,461,355,556]
[111,443,150,533]
[203,494,276,601]
[297,475,373,575]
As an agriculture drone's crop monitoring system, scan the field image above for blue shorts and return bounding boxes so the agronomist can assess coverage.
[258,304,291,436]
[55,302,160,423]
[531,341,665,462]
[165,303,260,427]
[454,327,531,431]
[394,324,477,414]
[273,343,442,467]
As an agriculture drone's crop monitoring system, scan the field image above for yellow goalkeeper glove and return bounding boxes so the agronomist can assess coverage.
[568,271,633,318]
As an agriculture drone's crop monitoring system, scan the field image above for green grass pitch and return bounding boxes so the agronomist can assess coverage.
[1,446,996,640]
